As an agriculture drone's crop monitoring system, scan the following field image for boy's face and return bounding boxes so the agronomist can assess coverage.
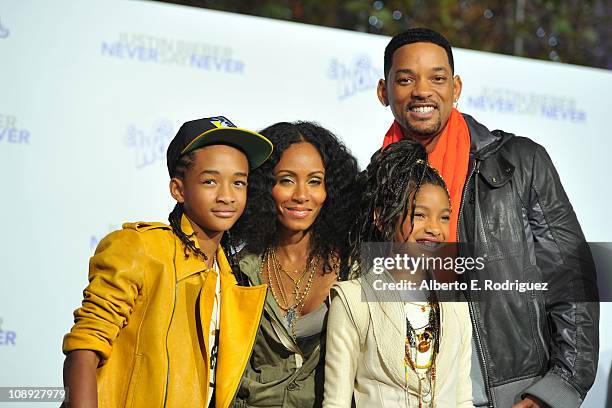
[394,183,451,244]
[170,144,249,236]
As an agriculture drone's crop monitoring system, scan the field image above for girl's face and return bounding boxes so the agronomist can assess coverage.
[272,142,327,235]
[394,183,451,244]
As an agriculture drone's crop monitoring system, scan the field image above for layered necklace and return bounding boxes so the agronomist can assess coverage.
[404,295,440,407]
[262,247,319,339]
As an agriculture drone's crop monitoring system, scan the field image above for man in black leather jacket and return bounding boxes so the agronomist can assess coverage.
[376,28,599,408]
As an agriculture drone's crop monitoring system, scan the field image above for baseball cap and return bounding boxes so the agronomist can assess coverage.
[167,116,273,176]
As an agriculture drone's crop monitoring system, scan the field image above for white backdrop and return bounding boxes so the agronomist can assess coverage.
[1,0,610,406]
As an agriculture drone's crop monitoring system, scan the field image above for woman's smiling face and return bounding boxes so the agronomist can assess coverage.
[272,142,327,235]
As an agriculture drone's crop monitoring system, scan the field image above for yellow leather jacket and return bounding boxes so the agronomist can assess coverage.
[63,215,267,407]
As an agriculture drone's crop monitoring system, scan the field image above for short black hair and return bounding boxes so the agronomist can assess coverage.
[384,27,454,78]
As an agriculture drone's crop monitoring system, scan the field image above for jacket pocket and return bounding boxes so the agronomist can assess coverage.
[125,354,144,407]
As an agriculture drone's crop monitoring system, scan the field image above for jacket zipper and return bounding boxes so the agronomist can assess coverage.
[455,160,474,243]
[458,159,494,407]
[163,260,180,407]
[532,296,549,362]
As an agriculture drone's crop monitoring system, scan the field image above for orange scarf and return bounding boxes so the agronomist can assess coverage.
[382,108,470,241]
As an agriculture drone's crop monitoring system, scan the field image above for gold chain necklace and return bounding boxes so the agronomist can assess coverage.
[270,248,311,285]
[262,248,319,339]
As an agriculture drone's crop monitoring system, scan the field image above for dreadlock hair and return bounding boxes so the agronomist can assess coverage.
[384,27,454,78]
[168,149,248,286]
[231,121,359,278]
[347,139,449,279]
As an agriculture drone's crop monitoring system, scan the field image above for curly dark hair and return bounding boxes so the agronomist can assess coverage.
[231,121,359,276]
[347,139,449,278]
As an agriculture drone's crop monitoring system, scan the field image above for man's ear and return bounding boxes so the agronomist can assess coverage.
[169,178,185,204]
[453,75,463,103]
[377,79,389,107]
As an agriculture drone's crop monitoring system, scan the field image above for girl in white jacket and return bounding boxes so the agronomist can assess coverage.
[324,140,473,408]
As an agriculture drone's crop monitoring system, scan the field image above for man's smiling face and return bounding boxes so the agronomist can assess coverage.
[378,42,462,144]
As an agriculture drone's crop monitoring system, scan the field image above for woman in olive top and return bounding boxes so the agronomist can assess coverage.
[231,121,359,407]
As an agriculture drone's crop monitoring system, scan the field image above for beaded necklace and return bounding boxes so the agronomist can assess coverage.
[405,295,440,407]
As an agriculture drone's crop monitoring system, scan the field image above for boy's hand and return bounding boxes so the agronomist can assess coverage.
[62,350,100,408]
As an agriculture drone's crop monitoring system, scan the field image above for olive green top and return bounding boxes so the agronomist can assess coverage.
[233,253,328,408]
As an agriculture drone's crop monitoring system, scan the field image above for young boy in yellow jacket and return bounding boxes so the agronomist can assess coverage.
[62,116,273,408]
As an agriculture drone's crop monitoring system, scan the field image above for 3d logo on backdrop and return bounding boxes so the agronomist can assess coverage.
[124,119,175,169]
[467,87,587,123]
[0,114,30,145]
[0,318,17,347]
[328,55,380,100]
[0,18,9,39]
[101,32,245,74]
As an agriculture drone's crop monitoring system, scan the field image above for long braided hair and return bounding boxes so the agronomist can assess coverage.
[168,150,248,285]
[347,139,449,278]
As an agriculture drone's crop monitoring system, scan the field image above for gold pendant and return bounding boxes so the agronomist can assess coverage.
[418,340,431,353]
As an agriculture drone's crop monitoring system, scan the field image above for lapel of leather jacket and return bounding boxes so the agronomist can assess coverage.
[239,254,302,354]
[173,217,267,407]
[216,248,267,408]
[170,215,217,403]
[241,255,289,336]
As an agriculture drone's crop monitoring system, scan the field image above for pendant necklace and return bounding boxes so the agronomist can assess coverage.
[263,247,318,338]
